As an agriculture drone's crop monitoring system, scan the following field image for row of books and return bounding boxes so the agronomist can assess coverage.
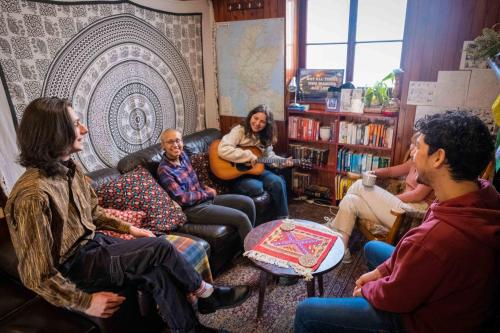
[335,175,356,200]
[337,148,391,173]
[288,116,335,141]
[339,121,394,148]
[292,170,311,195]
[289,144,329,166]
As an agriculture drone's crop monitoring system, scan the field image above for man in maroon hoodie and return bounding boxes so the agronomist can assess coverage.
[295,111,500,333]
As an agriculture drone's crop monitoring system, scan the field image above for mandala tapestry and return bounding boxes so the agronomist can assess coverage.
[0,0,206,172]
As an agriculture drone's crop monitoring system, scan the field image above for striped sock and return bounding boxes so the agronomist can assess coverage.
[195,281,214,298]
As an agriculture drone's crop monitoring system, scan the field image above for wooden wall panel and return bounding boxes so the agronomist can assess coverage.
[213,0,285,22]
[396,0,500,164]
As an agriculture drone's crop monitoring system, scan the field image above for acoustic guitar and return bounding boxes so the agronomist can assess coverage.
[209,139,311,180]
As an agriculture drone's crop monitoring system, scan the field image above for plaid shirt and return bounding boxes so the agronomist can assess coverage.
[157,152,214,207]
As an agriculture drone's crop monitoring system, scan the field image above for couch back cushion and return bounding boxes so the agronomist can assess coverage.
[95,166,186,232]
[0,221,20,280]
[182,128,221,156]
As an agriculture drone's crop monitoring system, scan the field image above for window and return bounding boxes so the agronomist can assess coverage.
[303,0,407,87]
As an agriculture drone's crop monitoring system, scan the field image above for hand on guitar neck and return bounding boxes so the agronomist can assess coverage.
[209,139,311,180]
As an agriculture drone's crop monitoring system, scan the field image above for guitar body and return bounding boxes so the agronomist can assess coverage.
[209,139,265,180]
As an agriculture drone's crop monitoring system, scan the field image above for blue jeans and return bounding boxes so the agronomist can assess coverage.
[294,241,407,333]
[231,169,289,218]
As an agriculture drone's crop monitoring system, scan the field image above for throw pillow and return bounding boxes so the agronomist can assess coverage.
[190,152,229,194]
[100,208,146,240]
[95,166,186,232]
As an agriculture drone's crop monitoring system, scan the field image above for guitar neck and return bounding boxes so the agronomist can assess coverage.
[257,158,300,165]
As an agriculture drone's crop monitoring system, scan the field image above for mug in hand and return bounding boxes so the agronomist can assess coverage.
[362,172,377,187]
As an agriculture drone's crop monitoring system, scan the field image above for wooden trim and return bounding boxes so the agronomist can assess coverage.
[298,0,307,68]
[345,0,358,82]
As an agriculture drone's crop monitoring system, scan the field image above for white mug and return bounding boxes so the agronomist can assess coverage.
[362,172,377,187]
[319,126,331,141]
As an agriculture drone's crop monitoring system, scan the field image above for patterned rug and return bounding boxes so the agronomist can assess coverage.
[199,201,368,333]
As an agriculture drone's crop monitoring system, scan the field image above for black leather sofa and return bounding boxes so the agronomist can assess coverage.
[90,128,275,274]
[0,128,276,333]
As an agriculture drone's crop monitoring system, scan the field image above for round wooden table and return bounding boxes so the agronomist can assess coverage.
[244,219,344,319]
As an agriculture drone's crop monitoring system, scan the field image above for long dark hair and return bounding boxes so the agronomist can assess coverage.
[243,104,277,147]
[18,97,75,176]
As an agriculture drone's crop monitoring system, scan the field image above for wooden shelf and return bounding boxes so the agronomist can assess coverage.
[288,109,398,121]
[289,138,336,145]
[338,143,392,152]
[311,165,337,173]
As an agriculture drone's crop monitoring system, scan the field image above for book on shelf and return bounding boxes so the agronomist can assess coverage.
[338,121,394,148]
[288,116,321,141]
[292,170,311,195]
[290,143,329,166]
[337,148,390,173]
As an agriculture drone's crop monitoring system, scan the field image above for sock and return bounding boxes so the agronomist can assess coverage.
[195,281,214,298]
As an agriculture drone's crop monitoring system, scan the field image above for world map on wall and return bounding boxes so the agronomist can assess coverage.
[216,18,284,120]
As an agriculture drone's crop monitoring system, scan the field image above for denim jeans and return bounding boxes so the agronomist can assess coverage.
[61,233,202,332]
[231,169,289,218]
[294,240,407,333]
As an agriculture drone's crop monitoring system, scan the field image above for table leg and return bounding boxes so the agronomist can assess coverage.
[318,275,324,296]
[257,270,268,319]
[306,278,315,297]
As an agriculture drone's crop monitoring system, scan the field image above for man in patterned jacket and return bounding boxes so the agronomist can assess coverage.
[5,97,249,333]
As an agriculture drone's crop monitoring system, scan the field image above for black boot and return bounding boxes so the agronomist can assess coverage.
[197,285,250,314]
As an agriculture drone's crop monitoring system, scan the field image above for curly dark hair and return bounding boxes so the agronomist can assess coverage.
[243,104,277,147]
[17,97,75,176]
[415,111,494,181]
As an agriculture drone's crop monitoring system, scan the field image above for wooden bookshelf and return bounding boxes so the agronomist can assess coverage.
[287,105,399,203]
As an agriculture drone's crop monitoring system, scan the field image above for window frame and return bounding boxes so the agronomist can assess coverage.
[299,0,408,84]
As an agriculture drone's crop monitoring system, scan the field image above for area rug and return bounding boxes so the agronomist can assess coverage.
[199,201,368,333]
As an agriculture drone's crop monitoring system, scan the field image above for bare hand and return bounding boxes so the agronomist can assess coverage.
[85,292,126,318]
[129,226,155,238]
[284,157,294,168]
[353,286,363,297]
[249,154,258,167]
[354,269,382,290]
[205,186,217,197]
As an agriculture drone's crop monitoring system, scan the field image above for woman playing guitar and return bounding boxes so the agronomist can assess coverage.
[218,104,293,219]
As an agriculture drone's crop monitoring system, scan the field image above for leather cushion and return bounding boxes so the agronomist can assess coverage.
[178,223,236,250]
[0,222,19,280]
[183,128,221,156]
[94,166,186,232]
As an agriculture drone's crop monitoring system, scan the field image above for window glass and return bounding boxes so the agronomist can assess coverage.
[356,0,407,41]
[306,44,348,70]
[307,0,350,43]
[352,42,403,87]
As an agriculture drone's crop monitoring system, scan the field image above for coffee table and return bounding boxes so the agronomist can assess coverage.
[243,219,344,319]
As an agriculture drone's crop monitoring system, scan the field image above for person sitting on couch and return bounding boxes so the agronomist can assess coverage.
[295,111,500,333]
[5,97,250,333]
[329,132,434,263]
[157,129,256,242]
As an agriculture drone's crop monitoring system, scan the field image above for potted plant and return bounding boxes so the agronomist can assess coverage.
[364,69,403,113]
[466,25,500,80]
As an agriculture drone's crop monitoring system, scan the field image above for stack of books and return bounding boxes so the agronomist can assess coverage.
[289,144,329,166]
[337,148,391,174]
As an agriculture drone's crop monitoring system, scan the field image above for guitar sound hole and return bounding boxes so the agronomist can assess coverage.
[235,163,251,171]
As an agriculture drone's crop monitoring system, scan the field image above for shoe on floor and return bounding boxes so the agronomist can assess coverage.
[342,249,354,264]
[197,285,250,314]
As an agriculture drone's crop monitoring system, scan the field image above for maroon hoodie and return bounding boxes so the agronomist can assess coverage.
[362,180,500,333]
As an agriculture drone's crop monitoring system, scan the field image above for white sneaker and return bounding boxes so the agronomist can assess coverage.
[342,249,354,264]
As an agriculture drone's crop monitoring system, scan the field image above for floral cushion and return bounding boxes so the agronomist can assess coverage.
[95,166,186,232]
[100,208,146,240]
[190,152,229,194]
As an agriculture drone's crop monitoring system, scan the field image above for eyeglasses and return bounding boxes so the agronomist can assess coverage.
[163,138,183,145]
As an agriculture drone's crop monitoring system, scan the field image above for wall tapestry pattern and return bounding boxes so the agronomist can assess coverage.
[0,0,206,172]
